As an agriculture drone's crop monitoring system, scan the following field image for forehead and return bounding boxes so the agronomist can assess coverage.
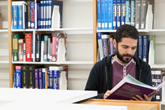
[119,38,138,46]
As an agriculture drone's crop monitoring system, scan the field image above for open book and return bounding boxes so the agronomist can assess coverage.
[106,74,165,100]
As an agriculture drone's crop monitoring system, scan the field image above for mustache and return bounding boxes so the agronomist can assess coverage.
[123,54,133,57]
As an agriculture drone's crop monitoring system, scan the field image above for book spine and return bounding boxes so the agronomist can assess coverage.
[30,1,35,29]
[12,3,18,29]
[45,71,48,89]
[104,0,108,30]
[23,3,28,29]
[97,32,104,60]
[21,66,29,88]
[101,0,105,30]
[31,36,33,61]
[102,34,110,57]
[54,70,59,90]
[37,3,40,29]
[138,35,143,59]
[38,68,43,89]
[48,0,51,28]
[12,34,19,61]
[140,0,147,29]
[135,0,141,29]
[35,69,39,89]
[15,66,22,88]
[25,33,32,62]
[18,39,23,61]
[41,36,44,62]
[125,0,130,25]
[42,68,47,89]
[130,0,135,26]
[44,35,48,62]
[35,34,41,62]
[108,0,113,30]
[14,73,17,88]
[18,4,23,29]
[47,70,50,88]
[120,0,125,25]
[23,43,26,62]
[143,35,149,63]
[40,0,44,29]
[97,0,101,30]
[43,0,46,28]
[52,33,57,62]
[49,70,53,89]
[27,1,30,29]
[59,1,63,28]
[113,0,117,30]
[29,66,35,88]
[116,0,121,29]
[109,37,114,55]
[45,0,48,28]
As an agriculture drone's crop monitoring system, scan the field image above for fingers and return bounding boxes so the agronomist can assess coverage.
[103,90,114,99]
[149,91,157,98]
[143,94,149,101]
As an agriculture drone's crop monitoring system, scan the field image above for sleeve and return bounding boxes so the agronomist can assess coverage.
[85,62,105,99]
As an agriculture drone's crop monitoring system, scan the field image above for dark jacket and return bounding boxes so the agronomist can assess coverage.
[85,54,152,99]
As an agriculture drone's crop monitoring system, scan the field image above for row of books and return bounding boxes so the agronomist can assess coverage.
[14,65,68,90]
[97,0,154,30]
[97,32,156,65]
[151,70,165,101]
[138,34,156,64]
[12,33,67,62]
[97,32,116,60]
[12,0,63,29]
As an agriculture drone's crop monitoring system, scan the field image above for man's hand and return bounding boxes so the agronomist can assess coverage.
[103,90,113,99]
[131,91,157,101]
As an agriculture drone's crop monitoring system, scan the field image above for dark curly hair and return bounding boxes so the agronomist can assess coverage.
[115,24,139,43]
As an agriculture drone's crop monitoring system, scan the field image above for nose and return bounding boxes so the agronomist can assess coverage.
[126,48,132,55]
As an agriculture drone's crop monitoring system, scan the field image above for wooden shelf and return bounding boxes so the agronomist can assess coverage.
[150,64,165,69]
[0,61,9,64]
[12,61,93,65]
[0,29,8,32]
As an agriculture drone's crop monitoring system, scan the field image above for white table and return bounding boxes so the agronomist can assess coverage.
[0,88,127,110]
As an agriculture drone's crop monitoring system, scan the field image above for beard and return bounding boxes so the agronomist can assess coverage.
[116,45,134,63]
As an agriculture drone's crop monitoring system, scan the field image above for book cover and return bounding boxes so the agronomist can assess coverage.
[97,0,101,30]
[35,69,39,89]
[108,0,113,30]
[35,33,41,62]
[29,66,35,88]
[120,0,125,25]
[135,0,141,29]
[113,0,117,30]
[57,33,67,62]
[25,33,32,62]
[15,66,22,88]
[30,1,35,29]
[106,74,165,100]
[21,66,29,88]
[138,35,143,60]
[130,0,135,26]
[125,0,130,25]
[18,39,23,61]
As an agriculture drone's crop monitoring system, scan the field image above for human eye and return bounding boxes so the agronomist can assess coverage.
[132,47,137,50]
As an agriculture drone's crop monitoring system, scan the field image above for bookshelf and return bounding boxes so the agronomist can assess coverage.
[0,0,9,88]
[92,0,165,107]
[8,0,93,90]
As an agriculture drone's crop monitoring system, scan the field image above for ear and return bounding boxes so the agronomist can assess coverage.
[113,39,117,48]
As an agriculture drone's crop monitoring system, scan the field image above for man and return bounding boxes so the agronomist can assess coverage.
[85,24,156,101]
